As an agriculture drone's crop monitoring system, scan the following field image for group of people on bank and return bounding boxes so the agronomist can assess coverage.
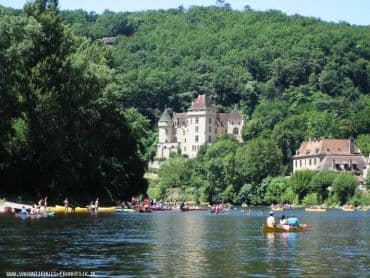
[63,197,100,213]
[19,196,48,216]
[266,211,300,228]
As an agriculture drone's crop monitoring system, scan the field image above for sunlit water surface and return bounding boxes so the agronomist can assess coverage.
[0,209,369,277]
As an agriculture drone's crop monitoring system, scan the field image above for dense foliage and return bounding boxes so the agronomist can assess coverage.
[1,2,369,204]
[0,1,147,203]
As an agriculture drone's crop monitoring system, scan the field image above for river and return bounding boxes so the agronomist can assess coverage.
[0,208,369,277]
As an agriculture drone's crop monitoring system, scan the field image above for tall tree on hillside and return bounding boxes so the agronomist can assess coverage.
[0,0,147,202]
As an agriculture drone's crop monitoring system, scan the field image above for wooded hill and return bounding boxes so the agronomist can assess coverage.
[0,2,369,204]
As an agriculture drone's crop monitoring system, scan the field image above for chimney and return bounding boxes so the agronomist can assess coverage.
[348,137,353,154]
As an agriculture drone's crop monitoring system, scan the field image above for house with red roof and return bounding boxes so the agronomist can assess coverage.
[292,139,366,181]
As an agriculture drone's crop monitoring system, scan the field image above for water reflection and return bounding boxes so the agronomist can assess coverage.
[0,209,369,277]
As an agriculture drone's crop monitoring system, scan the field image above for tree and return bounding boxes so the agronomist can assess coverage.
[355,134,370,157]
[289,170,316,202]
[157,155,192,198]
[0,0,147,202]
[309,170,337,203]
[331,173,358,205]
[235,138,284,186]
[264,176,289,204]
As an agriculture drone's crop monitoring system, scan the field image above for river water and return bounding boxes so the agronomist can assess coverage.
[0,208,369,277]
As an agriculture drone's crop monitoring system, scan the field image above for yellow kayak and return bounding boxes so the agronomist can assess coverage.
[262,224,306,233]
[272,207,283,211]
[305,208,326,212]
[46,205,115,213]
[75,207,89,213]
[96,206,116,213]
[342,208,354,212]
[47,205,73,213]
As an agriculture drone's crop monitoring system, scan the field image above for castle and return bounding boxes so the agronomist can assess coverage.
[154,94,244,163]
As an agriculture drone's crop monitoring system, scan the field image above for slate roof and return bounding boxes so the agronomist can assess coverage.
[159,108,172,122]
[189,94,211,111]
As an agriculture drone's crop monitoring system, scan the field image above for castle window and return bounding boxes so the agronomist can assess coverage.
[233,127,239,136]
[195,135,199,143]
[309,159,312,166]
[195,126,199,133]
[165,128,168,134]
[300,160,302,167]
[183,130,185,135]
[208,136,211,143]
[209,118,212,124]
[195,118,199,124]
[184,147,186,152]
[209,126,211,132]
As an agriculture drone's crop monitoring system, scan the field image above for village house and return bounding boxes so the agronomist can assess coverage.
[152,94,244,165]
[293,139,366,181]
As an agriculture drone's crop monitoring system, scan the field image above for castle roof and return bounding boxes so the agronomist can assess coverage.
[173,112,187,126]
[159,108,172,122]
[228,109,243,121]
[217,113,229,127]
[295,139,360,157]
[189,94,211,111]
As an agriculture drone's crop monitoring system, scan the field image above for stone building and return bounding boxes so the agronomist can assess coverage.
[292,139,366,178]
[155,94,244,161]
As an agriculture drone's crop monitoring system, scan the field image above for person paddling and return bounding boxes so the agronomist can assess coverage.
[95,198,99,213]
[266,211,276,228]
[44,196,48,210]
[20,206,29,215]
[64,197,69,212]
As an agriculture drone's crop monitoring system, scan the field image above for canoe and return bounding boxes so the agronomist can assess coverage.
[272,207,283,211]
[305,208,326,212]
[74,206,116,213]
[262,224,306,233]
[47,205,73,213]
[74,207,89,213]
[116,208,137,213]
[151,207,172,211]
[180,207,208,212]
[96,206,116,213]
[342,208,354,212]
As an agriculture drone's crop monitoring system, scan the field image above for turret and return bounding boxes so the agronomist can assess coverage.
[158,108,173,143]
[227,106,243,142]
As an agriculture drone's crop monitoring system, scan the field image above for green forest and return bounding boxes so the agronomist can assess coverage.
[0,1,369,205]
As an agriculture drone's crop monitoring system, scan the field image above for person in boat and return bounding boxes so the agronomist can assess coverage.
[38,198,43,207]
[266,211,276,228]
[89,201,95,213]
[20,206,29,215]
[287,215,300,227]
[30,204,38,215]
[95,198,99,212]
[180,201,185,210]
[44,196,48,209]
[64,198,69,211]
[280,214,288,225]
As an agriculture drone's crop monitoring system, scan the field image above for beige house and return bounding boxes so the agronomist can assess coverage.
[155,94,244,161]
[292,139,366,178]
